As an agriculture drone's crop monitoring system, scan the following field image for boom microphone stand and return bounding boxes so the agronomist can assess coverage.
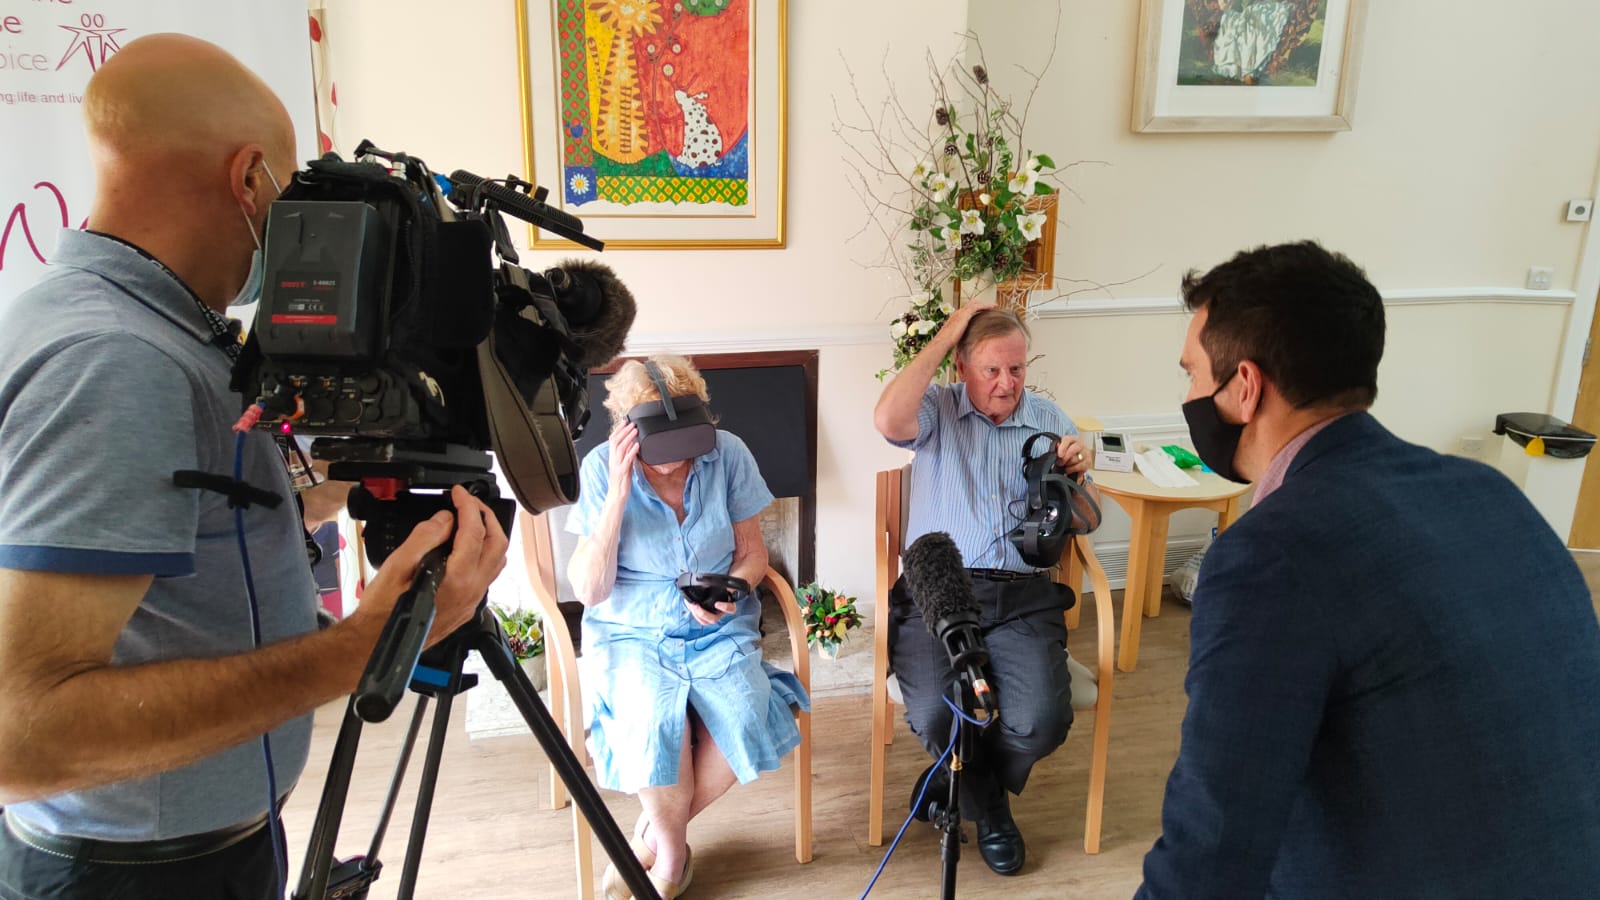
[291,444,657,900]
[934,681,982,900]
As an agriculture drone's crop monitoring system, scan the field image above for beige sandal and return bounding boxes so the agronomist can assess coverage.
[602,816,659,900]
[648,844,694,899]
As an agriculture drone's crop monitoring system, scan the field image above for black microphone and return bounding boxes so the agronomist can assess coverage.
[542,259,637,368]
[445,170,603,251]
[903,532,997,716]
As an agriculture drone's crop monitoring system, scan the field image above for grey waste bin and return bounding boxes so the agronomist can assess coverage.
[1493,412,1596,460]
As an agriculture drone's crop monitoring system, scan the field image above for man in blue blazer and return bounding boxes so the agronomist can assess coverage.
[1137,242,1600,898]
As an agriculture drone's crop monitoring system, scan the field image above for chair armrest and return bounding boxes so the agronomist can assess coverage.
[1069,534,1116,691]
[760,568,811,696]
[518,511,582,695]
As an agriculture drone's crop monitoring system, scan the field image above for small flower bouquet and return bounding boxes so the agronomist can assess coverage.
[492,604,547,690]
[493,604,545,660]
[796,583,863,659]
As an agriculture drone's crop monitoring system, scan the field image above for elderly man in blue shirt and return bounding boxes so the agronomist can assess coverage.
[874,302,1100,876]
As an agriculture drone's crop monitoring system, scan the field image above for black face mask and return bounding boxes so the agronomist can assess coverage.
[1181,369,1250,484]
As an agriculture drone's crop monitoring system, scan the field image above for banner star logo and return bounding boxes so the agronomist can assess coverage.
[56,14,126,73]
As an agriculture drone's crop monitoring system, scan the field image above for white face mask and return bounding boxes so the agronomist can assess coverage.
[231,163,283,309]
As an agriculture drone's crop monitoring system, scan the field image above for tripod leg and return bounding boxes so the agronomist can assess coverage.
[367,694,432,862]
[395,681,457,900]
[293,701,366,900]
[474,628,658,900]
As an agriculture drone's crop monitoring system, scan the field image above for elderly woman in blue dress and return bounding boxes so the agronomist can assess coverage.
[566,354,809,900]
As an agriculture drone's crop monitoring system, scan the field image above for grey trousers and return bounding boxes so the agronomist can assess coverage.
[0,816,283,900]
[888,572,1074,819]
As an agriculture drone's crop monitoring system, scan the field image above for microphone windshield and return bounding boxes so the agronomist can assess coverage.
[903,531,977,632]
[546,259,636,368]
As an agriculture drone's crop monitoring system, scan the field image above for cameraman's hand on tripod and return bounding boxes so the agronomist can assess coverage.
[358,485,510,648]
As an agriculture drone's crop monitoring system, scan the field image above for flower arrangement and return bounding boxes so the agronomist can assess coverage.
[796,583,863,655]
[837,37,1070,378]
[491,604,545,662]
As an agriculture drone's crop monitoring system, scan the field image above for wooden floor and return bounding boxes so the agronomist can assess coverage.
[282,588,1180,899]
[283,554,1600,899]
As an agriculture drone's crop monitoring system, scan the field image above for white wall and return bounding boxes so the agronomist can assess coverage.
[319,0,1600,604]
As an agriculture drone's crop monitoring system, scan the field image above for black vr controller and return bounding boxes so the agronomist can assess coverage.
[675,572,752,612]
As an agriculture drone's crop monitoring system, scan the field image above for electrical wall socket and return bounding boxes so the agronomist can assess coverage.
[1459,434,1484,456]
[1569,198,1594,222]
[1527,266,1554,290]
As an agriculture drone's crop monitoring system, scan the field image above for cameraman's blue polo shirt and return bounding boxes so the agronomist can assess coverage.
[0,230,316,841]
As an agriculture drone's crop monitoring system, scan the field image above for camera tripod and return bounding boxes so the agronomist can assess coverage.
[291,445,657,900]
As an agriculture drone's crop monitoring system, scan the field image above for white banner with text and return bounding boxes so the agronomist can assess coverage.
[0,0,315,300]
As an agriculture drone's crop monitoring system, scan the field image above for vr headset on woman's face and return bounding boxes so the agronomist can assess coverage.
[625,361,716,465]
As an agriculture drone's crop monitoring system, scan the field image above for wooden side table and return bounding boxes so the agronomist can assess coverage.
[1092,467,1252,672]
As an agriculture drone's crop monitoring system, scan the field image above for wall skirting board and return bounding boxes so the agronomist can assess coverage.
[620,286,1577,354]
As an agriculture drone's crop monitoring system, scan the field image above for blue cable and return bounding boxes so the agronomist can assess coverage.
[860,695,993,899]
[234,425,287,897]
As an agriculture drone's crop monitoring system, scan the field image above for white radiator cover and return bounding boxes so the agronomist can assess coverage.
[1075,535,1211,591]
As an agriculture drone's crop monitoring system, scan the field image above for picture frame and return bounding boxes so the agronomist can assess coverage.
[1132,0,1367,133]
[516,0,787,249]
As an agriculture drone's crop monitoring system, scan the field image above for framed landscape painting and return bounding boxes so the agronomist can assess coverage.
[1133,0,1367,133]
[518,0,787,248]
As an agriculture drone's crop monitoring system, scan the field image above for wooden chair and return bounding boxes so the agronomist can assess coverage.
[519,509,814,900]
[868,465,1118,853]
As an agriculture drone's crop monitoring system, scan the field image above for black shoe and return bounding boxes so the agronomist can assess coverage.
[976,795,1025,876]
[910,762,950,822]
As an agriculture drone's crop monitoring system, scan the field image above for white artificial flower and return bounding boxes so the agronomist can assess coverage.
[1018,211,1048,241]
[890,319,908,339]
[959,208,985,236]
[928,172,955,201]
[1008,167,1039,195]
[939,298,955,315]
[912,319,937,336]
[978,192,992,207]
[1025,156,1042,172]
[910,160,932,182]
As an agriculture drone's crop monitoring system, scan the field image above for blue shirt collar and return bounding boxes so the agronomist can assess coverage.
[54,229,239,357]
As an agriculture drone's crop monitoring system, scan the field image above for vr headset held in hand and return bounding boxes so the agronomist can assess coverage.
[1007,432,1101,569]
[625,361,716,464]
[676,573,752,612]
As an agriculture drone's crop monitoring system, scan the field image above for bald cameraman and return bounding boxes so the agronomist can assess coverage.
[0,35,507,899]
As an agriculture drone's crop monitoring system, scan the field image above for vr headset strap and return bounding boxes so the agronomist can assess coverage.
[644,361,679,422]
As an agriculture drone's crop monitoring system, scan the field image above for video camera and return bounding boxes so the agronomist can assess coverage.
[230,139,635,514]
